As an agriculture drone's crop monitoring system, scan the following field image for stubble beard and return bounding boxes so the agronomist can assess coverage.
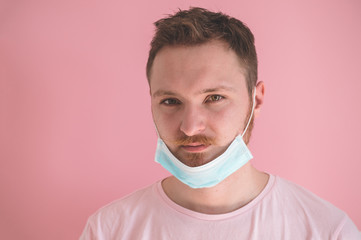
[173,134,215,167]
[184,152,206,167]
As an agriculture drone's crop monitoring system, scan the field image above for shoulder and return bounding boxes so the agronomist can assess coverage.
[272,176,344,217]
[80,182,160,239]
[269,176,359,238]
[91,181,158,221]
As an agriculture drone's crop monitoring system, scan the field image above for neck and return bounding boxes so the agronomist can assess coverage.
[161,162,269,214]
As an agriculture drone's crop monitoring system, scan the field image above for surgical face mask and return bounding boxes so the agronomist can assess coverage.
[154,88,257,189]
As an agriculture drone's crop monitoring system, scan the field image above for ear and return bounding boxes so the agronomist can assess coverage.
[254,81,265,118]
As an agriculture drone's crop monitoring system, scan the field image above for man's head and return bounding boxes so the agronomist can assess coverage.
[146,7,258,99]
[148,8,264,167]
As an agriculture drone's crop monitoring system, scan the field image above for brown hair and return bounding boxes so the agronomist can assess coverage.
[146,7,258,97]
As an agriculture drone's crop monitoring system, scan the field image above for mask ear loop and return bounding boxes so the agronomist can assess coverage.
[241,87,257,138]
[153,121,160,138]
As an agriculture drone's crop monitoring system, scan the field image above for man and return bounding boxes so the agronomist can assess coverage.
[80,7,360,239]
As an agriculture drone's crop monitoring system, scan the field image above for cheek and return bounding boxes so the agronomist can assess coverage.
[209,105,246,141]
[152,107,181,140]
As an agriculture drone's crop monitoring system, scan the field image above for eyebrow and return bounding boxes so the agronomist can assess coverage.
[199,86,235,94]
[152,86,235,98]
[152,90,178,98]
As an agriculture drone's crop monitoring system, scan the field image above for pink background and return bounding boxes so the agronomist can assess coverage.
[1,0,360,239]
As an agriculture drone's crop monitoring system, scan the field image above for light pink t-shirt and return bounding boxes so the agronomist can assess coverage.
[80,175,360,239]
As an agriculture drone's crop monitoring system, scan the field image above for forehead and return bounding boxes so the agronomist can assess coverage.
[150,41,247,95]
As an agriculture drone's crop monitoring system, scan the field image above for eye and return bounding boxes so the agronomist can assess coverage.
[206,95,224,102]
[161,98,180,105]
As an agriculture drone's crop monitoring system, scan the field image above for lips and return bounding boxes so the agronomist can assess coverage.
[181,143,209,152]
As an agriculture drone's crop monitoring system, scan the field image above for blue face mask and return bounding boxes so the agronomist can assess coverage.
[154,88,256,189]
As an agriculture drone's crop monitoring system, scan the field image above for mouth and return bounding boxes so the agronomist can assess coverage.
[181,143,209,152]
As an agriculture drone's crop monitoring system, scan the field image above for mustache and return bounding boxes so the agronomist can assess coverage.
[173,135,216,146]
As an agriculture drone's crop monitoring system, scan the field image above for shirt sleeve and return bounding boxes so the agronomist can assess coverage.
[336,215,361,240]
[79,218,96,240]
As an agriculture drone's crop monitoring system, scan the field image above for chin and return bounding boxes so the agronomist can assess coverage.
[183,152,221,167]
[177,152,204,167]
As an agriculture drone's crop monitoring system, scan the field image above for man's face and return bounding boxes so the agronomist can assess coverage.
[150,41,252,167]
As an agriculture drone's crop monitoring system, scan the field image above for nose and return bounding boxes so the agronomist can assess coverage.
[179,104,206,136]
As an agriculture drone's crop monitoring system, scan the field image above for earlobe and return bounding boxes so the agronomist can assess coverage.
[254,81,265,117]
